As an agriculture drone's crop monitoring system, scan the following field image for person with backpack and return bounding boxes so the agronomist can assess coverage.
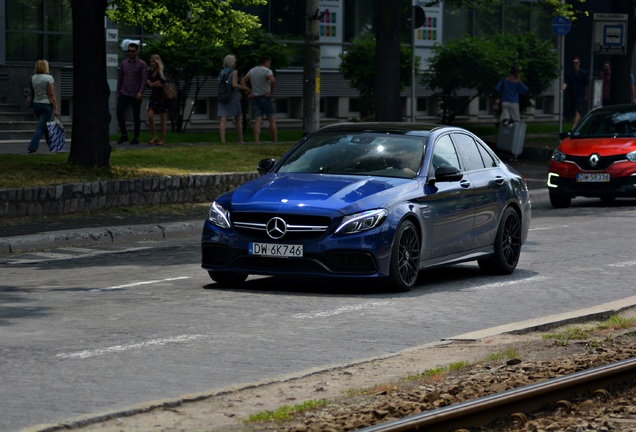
[241,55,277,143]
[217,54,251,144]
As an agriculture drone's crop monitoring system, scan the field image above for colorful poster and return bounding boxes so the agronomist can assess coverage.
[320,0,343,69]
[413,1,442,47]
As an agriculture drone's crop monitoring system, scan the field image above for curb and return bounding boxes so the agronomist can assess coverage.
[0,220,201,257]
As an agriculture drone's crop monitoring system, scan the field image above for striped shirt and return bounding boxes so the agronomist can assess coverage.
[117,58,148,97]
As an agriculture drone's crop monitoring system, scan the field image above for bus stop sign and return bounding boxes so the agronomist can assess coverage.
[552,16,571,36]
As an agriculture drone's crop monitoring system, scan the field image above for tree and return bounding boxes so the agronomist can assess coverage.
[370,0,578,124]
[340,36,416,120]
[375,0,402,121]
[423,33,558,124]
[68,0,264,169]
[68,0,111,168]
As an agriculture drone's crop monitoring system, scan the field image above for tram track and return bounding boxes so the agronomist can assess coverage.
[359,357,636,432]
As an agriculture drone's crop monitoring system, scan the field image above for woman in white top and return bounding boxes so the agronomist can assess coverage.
[28,59,59,153]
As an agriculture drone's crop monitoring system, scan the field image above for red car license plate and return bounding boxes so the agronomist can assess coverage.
[576,173,610,182]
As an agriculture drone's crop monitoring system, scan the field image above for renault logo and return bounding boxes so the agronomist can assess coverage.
[589,153,600,167]
[266,217,287,239]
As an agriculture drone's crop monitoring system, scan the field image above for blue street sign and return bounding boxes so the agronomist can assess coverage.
[552,16,572,36]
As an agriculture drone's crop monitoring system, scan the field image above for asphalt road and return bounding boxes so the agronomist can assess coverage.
[2,192,636,431]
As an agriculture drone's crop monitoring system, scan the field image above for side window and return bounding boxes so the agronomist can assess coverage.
[452,133,485,171]
[477,142,498,168]
[432,135,461,170]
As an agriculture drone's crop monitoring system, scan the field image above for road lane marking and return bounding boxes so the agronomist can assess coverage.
[463,275,552,291]
[609,261,636,268]
[529,225,570,231]
[91,276,191,292]
[292,301,393,319]
[56,334,207,359]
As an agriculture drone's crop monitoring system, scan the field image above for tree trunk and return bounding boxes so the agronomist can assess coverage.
[374,0,402,121]
[303,0,321,135]
[68,0,111,168]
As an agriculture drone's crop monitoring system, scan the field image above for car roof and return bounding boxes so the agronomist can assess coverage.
[315,122,447,136]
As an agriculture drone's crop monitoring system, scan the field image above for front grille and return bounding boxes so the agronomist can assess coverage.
[565,154,626,171]
[232,212,332,241]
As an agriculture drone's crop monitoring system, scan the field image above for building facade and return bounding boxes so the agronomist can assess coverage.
[0,0,617,129]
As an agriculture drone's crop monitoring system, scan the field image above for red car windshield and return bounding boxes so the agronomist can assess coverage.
[572,108,636,138]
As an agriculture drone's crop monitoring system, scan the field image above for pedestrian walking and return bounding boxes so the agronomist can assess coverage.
[27,59,59,154]
[240,55,278,143]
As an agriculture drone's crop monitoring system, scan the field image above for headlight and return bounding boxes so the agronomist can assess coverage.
[208,201,231,229]
[627,150,636,162]
[335,209,388,235]
[551,149,566,162]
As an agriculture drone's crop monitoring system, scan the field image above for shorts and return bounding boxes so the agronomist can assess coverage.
[252,96,275,118]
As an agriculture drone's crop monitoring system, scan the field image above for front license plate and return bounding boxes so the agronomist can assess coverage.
[249,242,304,258]
[576,173,610,182]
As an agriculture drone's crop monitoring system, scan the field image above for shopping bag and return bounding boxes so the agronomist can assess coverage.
[46,118,67,152]
[163,82,177,101]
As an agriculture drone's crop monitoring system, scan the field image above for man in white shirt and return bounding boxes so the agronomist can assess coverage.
[241,56,278,143]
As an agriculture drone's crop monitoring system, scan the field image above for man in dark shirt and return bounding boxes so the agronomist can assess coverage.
[116,42,147,145]
[563,56,589,128]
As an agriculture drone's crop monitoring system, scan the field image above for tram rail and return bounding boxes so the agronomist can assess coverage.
[358,356,636,432]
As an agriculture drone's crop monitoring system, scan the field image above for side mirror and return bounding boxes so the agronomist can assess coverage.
[432,165,463,183]
[257,158,276,175]
[558,131,570,141]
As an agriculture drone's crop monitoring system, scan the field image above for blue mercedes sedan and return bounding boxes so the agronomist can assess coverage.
[201,123,531,291]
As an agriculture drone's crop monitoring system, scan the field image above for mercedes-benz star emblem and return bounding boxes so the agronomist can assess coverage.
[589,153,600,167]
[266,217,287,239]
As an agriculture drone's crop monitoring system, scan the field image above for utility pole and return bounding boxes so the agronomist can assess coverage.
[303,0,321,136]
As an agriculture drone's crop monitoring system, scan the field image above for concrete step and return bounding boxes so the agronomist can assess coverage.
[0,103,22,113]
[0,121,38,131]
[0,112,36,122]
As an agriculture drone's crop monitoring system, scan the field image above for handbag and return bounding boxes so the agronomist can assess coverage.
[46,117,67,152]
[163,82,177,101]
[26,75,34,108]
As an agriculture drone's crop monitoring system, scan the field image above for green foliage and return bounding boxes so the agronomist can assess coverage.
[423,32,558,124]
[542,327,591,346]
[229,29,291,77]
[106,0,265,47]
[339,36,418,119]
[246,399,328,423]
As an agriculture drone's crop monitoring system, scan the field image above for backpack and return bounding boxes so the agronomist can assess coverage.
[218,68,234,103]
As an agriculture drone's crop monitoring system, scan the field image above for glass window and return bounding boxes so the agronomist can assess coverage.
[477,142,498,168]
[452,133,485,171]
[432,135,461,170]
[6,0,72,63]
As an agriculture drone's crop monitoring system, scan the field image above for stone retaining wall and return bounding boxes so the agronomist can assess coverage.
[0,172,258,217]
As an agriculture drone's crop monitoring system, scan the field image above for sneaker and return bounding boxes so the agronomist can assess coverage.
[116,136,128,144]
[130,138,140,145]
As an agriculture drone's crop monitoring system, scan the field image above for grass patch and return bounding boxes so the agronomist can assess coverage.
[0,143,292,189]
[597,315,636,331]
[245,399,328,423]
[542,326,592,346]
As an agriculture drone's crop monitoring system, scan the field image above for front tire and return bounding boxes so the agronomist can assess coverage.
[388,220,420,292]
[208,271,248,287]
[478,207,521,275]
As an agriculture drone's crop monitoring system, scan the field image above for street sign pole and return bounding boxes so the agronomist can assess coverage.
[552,15,571,134]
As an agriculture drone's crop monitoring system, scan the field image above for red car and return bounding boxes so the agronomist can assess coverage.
[547,104,636,208]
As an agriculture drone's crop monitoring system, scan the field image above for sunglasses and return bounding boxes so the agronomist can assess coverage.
[127,49,137,53]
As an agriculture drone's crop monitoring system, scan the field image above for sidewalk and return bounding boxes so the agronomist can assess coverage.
[0,137,551,257]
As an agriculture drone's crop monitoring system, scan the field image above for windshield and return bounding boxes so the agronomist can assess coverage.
[277,132,426,179]
[573,108,636,138]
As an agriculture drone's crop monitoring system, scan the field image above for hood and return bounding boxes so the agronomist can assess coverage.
[226,173,417,214]
[560,137,636,157]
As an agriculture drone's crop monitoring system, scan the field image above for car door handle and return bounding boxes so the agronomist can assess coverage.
[459,179,471,188]
[494,176,505,185]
